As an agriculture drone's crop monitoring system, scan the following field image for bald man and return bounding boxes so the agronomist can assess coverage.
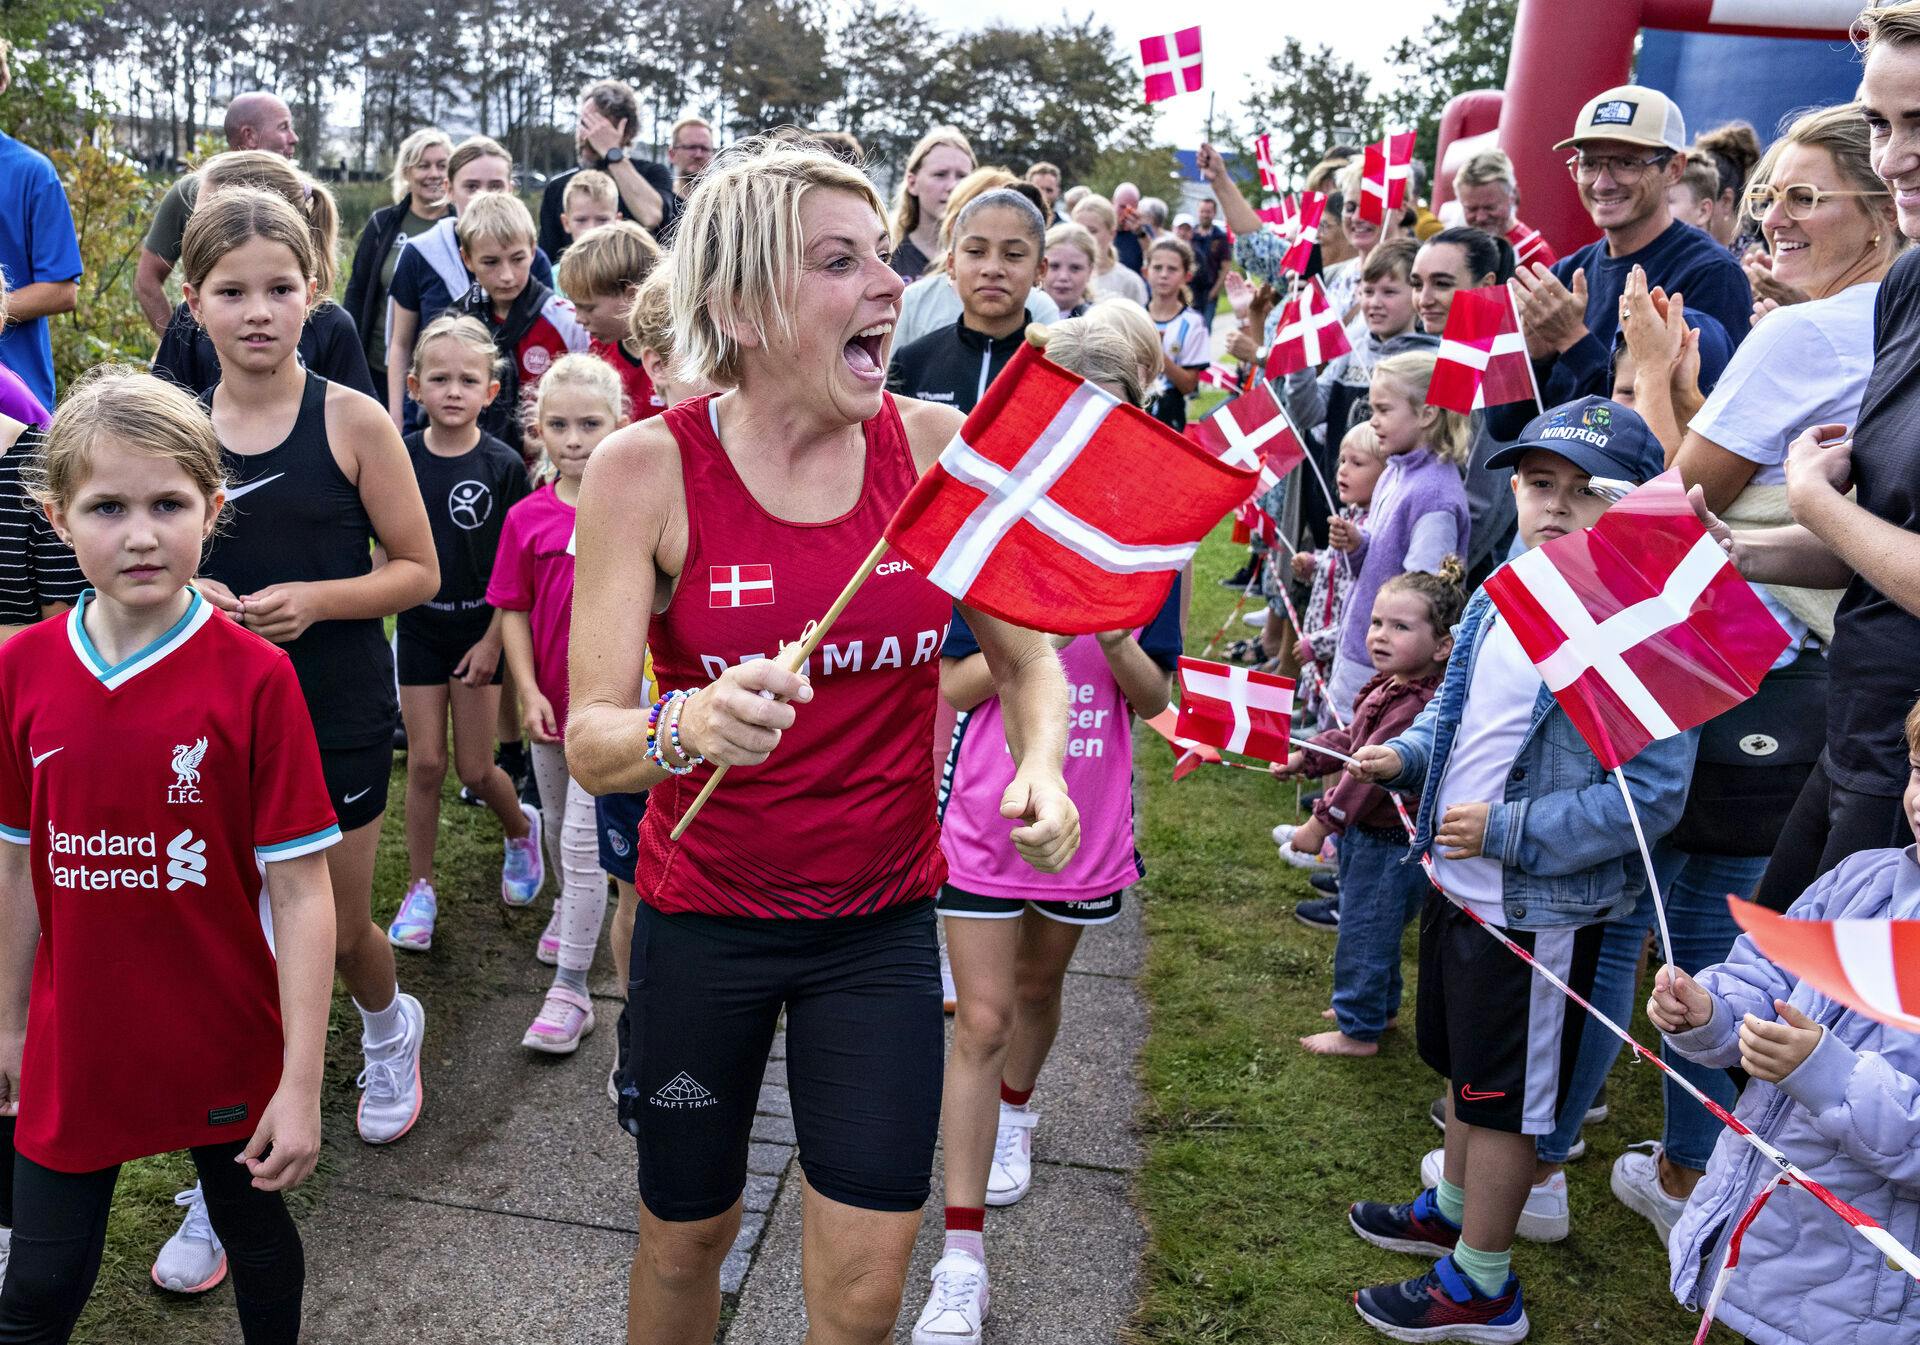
[134,93,299,334]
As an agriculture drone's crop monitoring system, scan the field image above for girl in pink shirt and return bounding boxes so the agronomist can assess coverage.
[486,354,627,1053]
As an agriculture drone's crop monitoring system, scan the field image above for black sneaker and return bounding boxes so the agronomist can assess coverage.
[1294,896,1339,931]
[455,786,484,808]
[1352,1255,1528,1342]
[1347,1187,1460,1258]
[1309,870,1340,895]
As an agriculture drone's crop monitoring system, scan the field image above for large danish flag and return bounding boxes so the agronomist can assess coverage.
[1358,130,1416,226]
[1484,469,1791,770]
[1263,277,1351,379]
[1730,899,1920,1033]
[1429,284,1539,414]
[885,341,1256,633]
[1188,380,1306,491]
[1254,133,1281,194]
[1175,657,1296,763]
[708,563,775,608]
[1140,27,1203,103]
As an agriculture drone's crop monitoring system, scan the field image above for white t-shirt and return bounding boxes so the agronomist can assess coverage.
[1428,613,1541,927]
[1689,281,1878,488]
[1093,264,1148,306]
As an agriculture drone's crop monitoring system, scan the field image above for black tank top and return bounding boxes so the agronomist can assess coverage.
[200,374,397,748]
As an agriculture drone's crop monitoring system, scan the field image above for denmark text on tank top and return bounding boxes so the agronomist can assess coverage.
[199,374,398,749]
[636,393,951,919]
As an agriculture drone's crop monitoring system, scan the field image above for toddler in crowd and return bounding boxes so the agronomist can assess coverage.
[1285,422,1386,725]
[1273,561,1463,1058]
[1342,396,1696,1342]
[1649,696,1920,1345]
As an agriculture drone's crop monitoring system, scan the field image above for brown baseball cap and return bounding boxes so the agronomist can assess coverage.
[1553,85,1688,153]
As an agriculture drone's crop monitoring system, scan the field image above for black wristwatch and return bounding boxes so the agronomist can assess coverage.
[603,147,627,164]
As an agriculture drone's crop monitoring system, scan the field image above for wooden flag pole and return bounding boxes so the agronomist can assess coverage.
[669,533,891,842]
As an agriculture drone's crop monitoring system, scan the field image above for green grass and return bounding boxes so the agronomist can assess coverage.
[1130,524,1731,1343]
[76,748,514,1344]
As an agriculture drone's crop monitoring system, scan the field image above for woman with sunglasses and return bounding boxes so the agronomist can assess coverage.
[1594,102,1900,1249]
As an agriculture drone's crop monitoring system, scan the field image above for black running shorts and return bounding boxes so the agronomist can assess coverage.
[396,611,502,687]
[935,883,1123,925]
[320,741,393,832]
[625,898,943,1221]
[1415,892,1604,1136]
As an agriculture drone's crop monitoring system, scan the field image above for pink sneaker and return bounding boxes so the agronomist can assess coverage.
[522,986,596,1054]
[536,908,561,965]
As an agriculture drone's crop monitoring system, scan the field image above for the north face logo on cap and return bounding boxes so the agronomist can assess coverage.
[1592,99,1637,127]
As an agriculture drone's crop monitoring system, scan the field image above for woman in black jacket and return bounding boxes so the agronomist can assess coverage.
[344,128,452,394]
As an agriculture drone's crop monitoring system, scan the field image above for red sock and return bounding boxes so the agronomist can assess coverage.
[1000,1081,1034,1107]
[944,1204,985,1233]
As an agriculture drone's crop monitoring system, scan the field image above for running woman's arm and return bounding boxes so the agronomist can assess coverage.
[0,840,32,1118]
[386,301,419,430]
[237,391,440,642]
[500,609,557,742]
[568,419,810,795]
[244,849,334,1192]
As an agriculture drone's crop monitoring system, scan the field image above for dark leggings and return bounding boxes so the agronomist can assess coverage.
[0,1143,304,1343]
[1753,758,1908,913]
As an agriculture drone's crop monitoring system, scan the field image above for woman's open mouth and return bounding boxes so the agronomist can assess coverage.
[843,322,892,380]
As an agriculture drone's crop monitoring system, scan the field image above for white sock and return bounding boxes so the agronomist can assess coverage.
[356,993,406,1047]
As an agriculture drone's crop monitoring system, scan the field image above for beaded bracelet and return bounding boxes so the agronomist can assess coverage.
[645,689,703,776]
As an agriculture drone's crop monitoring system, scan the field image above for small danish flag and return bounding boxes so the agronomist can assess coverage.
[708,564,775,608]
[1175,657,1296,763]
[1483,469,1790,770]
[1254,133,1282,194]
[1429,284,1540,414]
[1281,192,1327,275]
[1730,899,1920,1034]
[1189,380,1306,491]
[1358,130,1416,226]
[1140,27,1203,103]
[1263,277,1351,379]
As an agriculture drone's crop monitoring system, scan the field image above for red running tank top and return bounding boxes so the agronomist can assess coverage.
[635,393,953,918]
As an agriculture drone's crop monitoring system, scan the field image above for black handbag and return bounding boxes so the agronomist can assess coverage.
[1667,646,1828,858]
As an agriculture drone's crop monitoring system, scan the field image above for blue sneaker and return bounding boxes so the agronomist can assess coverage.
[1294,896,1339,931]
[1348,1186,1460,1258]
[387,880,438,952]
[1353,1255,1528,1342]
[502,802,545,906]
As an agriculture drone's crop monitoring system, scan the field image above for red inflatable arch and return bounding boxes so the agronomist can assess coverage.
[1437,0,1861,253]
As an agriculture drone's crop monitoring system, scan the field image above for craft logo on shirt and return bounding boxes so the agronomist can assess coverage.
[708,564,775,609]
[449,480,494,531]
[523,346,553,377]
[651,1071,717,1110]
[168,737,207,804]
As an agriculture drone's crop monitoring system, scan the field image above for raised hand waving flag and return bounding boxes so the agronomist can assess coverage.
[1263,277,1350,379]
[1140,27,1203,103]
[1358,130,1415,226]
[1175,658,1296,763]
[1429,284,1540,414]
[885,335,1256,633]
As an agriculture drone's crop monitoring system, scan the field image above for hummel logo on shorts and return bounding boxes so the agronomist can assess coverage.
[651,1071,718,1109]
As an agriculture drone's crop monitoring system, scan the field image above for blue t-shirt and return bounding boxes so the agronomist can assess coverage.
[0,131,82,409]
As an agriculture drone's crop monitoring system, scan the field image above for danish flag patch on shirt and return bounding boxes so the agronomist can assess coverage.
[709,564,775,608]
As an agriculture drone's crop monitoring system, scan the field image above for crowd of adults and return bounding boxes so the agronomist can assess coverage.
[2,5,1920,1343]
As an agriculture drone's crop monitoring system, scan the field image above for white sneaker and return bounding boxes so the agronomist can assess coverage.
[1612,1142,1689,1246]
[985,1103,1038,1207]
[912,1251,989,1344]
[151,1185,228,1293]
[1416,1149,1568,1243]
[357,992,426,1144]
[1241,610,1267,629]
[0,1224,9,1295]
[940,943,957,1014]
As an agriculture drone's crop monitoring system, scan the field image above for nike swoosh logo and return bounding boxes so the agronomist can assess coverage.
[30,747,62,767]
[225,473,286,503]
[342,787,371,804]
[1458,1086,1507,1102]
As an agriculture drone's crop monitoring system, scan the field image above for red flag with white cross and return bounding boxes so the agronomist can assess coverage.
[1254,133,1281,194]
[884,341,1256,633]
[1429,284,1540,414]
[1281,192,1327,275]
[1358,130,1415,226]
[1483,469,1790,770]
[1263,277,1351,379]
[1175,657,1296,763]
[1729,900,1920,1034]
[708,564,775,608]
[1139,27,1203,103]
[1188,380,1306,492]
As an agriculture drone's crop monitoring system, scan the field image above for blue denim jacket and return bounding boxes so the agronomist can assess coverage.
[1382,589,1698,930]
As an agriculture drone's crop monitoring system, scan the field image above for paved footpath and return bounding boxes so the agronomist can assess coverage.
[217,889,1148,1343]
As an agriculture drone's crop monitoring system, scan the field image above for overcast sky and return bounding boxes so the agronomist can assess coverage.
[908,1,1444,147]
